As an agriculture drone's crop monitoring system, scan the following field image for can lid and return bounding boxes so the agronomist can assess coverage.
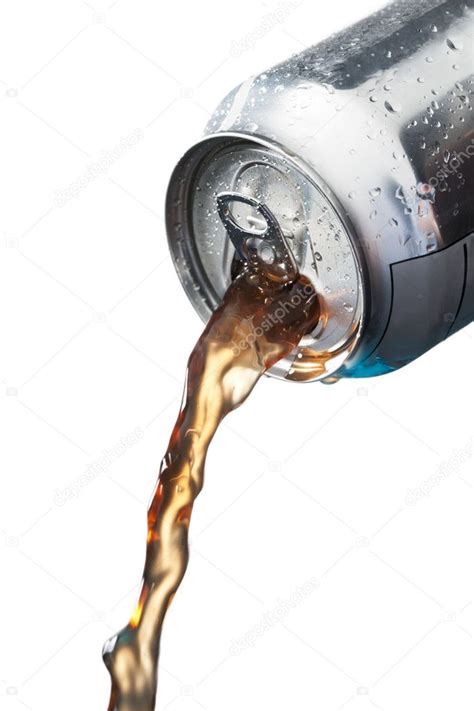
[167,136,365,382]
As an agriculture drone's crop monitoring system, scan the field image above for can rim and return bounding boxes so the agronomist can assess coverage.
[165,131,369,383]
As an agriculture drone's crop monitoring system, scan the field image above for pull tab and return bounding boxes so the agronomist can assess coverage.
[216,192,298,283]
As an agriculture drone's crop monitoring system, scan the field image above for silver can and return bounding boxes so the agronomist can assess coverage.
[166,0,474,382]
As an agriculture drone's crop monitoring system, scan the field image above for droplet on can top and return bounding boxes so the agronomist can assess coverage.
[395,185,405,201]
[384,99,401,113]
[369,187,381,197]
[447,37,464,51]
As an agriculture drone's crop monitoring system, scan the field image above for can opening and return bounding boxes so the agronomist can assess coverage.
[166,134,366,382]
[216,192,299,284]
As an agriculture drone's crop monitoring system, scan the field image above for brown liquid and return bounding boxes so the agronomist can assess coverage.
[103,264,320,710]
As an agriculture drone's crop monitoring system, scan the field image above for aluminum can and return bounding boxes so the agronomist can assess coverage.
[166,0,474,382]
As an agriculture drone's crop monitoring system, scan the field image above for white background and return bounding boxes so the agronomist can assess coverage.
[1,1,473,710]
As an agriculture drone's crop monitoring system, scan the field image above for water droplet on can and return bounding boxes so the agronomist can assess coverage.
[447,37,463,51]
[384,99,401,113]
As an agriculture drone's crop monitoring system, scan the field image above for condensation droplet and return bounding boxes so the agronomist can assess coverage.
[384,100,401,114]
[369,187,381,198]
[447,37,463,51]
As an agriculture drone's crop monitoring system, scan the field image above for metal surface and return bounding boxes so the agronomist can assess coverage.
[166,0,474,381]
[216,192,298,283]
